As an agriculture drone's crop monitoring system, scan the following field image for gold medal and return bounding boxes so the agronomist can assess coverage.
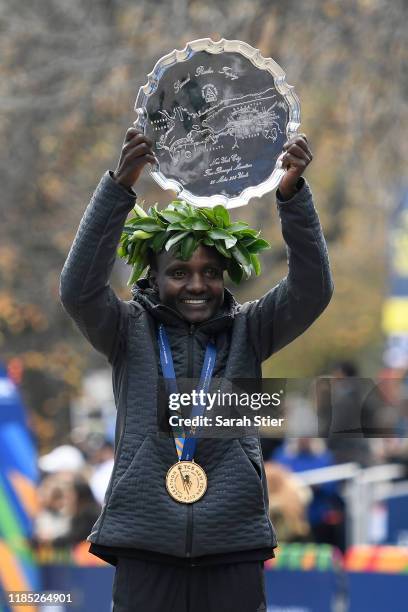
[166,461,207,504]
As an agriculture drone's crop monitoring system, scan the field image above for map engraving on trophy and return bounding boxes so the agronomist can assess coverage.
[152,88,285,171]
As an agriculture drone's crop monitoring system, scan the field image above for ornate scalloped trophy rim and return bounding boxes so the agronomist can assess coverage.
[134,38,300,208]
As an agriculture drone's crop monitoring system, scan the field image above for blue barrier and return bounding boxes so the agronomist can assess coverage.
[265,569,342,612]
[41,565,114,612]
[348,572,408,612]
[38,565,408,612]
[41,566,341,612]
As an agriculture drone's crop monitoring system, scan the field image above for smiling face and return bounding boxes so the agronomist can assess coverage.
[149,245,226,323]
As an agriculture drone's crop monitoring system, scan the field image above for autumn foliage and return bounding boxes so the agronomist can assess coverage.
[1,0,406,448]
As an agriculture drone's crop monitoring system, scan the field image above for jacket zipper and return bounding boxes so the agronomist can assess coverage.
[185,323,195,557]
[154,302,231,331]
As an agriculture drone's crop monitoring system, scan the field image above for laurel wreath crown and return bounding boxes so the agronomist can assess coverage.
[118,200,270,286]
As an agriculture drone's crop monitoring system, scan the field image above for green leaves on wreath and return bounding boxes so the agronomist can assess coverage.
[180,235,197,260]
[118,199,270,285]
[164,231,190,252]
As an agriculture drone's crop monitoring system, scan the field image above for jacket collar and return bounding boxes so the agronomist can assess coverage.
[131,278,238,334]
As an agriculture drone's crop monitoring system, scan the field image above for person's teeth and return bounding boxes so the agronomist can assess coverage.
[182,299,208,304]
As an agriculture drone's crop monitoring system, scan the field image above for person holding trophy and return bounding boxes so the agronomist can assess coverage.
[60,39,333,612]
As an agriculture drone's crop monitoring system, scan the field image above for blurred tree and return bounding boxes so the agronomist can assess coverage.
[0,0,407,447]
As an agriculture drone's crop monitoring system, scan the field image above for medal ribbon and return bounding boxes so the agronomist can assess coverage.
[157,323,216,461]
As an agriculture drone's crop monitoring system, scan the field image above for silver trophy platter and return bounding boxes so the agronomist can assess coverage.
[135,38,300,208]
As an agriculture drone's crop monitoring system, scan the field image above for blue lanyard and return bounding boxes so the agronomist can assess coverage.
[157,323,217,461]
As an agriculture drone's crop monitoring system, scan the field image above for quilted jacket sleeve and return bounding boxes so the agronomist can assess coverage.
[59,171,136,362]
[244,179,334,362]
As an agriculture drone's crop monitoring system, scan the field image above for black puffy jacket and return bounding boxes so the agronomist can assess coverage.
[60,171,333,565]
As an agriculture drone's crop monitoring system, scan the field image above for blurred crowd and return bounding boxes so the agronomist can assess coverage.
[33,360,408,554]
[33,436,114,549]
[261,361,408,551]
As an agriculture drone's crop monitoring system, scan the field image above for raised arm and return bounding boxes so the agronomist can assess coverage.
[244,135,334,362]
[59,128,156,362]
